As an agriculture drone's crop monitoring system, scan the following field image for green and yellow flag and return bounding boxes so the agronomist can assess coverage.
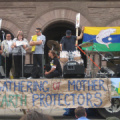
[82,27,120,52]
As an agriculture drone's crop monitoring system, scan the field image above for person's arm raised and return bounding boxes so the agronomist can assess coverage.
[77,27,84,40]
[60,44,62,51]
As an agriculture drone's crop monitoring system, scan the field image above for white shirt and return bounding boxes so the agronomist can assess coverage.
[7,40,12,53]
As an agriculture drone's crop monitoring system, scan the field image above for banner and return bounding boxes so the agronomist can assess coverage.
[0,78,111,109]
[82,27,120,52]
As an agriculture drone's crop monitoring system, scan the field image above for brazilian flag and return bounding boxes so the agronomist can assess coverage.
[82,27,120,52]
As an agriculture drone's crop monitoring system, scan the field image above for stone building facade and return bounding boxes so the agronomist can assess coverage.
[0,0,120,75]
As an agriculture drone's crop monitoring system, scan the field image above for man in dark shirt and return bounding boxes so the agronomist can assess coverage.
[60,28,84,51]
[45,50,62,78]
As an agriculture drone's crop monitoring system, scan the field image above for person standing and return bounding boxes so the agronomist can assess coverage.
[75,106,89,120]
[45,50,62,78]
[11,33,28,78]
[60,28,84,52]
[60,28,87,71]
[28,28,46,79]
[59,28,84,70]
[1,34,13,78]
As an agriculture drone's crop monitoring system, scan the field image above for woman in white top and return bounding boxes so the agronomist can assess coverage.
[11,33,28,78]
[1,33,13,78]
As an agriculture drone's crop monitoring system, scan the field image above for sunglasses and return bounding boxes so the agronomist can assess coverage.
[35,31,40,33]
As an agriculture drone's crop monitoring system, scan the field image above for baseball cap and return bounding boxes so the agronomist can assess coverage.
[66,30,71,36]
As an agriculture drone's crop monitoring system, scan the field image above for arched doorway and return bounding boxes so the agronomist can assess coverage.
[42,21,85,64]
[43,21,75,41]
[27,8,92,41]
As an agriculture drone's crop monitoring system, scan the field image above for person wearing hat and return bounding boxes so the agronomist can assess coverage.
[60,27,84,52]
[59,28,84,71]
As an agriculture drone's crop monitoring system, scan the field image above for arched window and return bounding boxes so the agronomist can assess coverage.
[0,29,14,42]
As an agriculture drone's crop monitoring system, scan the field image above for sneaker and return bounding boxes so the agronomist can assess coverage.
[27,76,33,79]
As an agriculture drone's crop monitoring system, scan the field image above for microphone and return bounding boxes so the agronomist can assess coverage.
[1,31,5,34]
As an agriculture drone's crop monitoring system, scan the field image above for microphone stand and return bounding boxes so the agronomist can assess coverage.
[41,42,47,78]
[4,51,7,78]
[20,45,26,79]
[2,30,7,79]
[2,31,5,40]
[93,45,116,77]
[93,45,116,66]
[41,54,44,78]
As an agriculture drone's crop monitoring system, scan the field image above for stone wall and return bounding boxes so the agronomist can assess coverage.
[1,1,120,38]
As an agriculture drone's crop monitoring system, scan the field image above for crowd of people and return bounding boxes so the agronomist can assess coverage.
[0,27,85,79]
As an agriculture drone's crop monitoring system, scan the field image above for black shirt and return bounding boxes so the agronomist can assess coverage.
[50,57,62,75]
[60,35,77,51]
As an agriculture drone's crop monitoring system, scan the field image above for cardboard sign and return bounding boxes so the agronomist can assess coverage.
[76,13,80,28]
[0,78,111,109]
[16,41,27,46]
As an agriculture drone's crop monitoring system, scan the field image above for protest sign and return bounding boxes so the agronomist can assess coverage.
[0,78,111,109]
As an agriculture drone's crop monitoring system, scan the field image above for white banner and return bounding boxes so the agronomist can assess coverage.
[16,41,27,46]
[76,13,80,28]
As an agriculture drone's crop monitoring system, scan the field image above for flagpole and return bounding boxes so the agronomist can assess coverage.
[77,45,101,70]
[76,28,78,50]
